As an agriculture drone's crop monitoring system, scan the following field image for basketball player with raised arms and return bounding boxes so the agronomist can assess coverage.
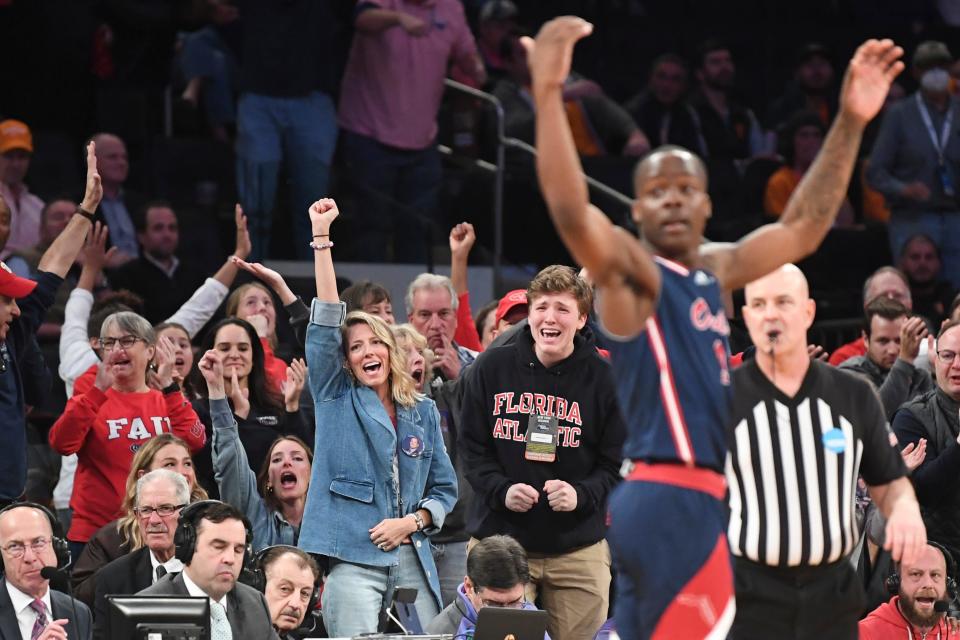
[522,16,912,640]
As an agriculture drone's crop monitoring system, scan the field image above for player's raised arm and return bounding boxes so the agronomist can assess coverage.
[525,17,660,329]
[705,39,904,291]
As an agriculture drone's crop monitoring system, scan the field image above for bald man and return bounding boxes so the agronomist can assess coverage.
[725,264,925,639]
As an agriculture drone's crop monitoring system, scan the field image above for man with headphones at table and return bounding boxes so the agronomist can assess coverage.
[0,502,91,640]
[243,545,321,640]
[860,540,958,639]
[138,499,278,639]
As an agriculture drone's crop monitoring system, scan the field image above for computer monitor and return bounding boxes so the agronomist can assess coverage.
[107,595,210,640]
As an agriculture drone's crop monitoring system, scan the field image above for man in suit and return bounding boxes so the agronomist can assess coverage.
[257,546,320,639]
[0,504,92,640]
[138,500,278,639]
[93,469,190,639]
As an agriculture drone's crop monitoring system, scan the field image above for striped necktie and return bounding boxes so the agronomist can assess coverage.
[28,598,48,640]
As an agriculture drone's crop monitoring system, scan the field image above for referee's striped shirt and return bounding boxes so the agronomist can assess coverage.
[725,359,906,567]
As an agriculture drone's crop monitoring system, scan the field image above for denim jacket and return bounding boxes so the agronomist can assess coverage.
[298,300,458,605]
[210,397,298,550]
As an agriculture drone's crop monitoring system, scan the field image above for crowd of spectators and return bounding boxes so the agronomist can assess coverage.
[4,1,960,639]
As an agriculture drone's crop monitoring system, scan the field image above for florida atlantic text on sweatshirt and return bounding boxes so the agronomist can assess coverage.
[459,326,625,553]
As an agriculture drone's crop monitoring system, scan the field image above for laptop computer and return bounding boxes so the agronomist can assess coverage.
[473,608,548,640]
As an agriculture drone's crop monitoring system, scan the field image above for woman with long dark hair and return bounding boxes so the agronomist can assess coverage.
[190,317,307,497]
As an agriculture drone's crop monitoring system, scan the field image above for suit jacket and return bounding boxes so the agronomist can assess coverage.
[138,571,279,639]
[0,577,92,640]
[93,546,156,640]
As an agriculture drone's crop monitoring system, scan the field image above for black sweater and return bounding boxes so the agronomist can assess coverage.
[459,325,625,553]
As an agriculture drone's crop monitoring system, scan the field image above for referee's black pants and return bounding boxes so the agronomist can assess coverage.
[730,556,864,640]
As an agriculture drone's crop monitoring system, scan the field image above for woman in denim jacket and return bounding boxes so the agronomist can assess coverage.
[298,198,458,636]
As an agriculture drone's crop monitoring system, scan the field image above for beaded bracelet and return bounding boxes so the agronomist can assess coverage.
[309,240,335,251]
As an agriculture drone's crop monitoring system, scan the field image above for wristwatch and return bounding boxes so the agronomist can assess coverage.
[407,511,425,531]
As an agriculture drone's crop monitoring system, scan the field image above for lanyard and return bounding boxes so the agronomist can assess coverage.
[916,92,954,165]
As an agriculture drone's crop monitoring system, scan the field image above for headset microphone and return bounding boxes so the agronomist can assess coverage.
[40,566,86,640]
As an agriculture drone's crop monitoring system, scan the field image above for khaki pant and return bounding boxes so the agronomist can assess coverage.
[470,538,611,640]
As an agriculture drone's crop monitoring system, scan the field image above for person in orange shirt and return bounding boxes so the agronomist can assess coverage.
[765,111,856,226]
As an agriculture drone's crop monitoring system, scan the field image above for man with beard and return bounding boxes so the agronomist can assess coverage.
[767,43,839,130]
[838,296,933,420]
[900,233,957,325]
[859,541,955,639]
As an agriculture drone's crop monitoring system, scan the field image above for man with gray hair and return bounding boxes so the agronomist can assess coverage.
[92,469,191,639]
[406,273,478,380]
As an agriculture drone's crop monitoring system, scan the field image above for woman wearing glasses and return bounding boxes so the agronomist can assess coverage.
[299,198,457,636]
[48,311,205,561]
[69,433,208,606]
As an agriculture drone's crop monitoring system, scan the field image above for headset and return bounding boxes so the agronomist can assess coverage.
[886,539,958,602]
[173,500,252,568]
[0,501,71,572]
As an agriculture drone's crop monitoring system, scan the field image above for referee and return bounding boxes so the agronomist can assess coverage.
[727,264,926,640]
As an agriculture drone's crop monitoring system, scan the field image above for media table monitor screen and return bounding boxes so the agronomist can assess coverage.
[107,595,210,640]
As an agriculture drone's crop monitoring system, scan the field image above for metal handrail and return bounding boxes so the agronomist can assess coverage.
[442,79,636,291]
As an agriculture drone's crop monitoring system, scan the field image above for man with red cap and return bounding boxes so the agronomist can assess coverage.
[0,142,102,509]
[493,289,528,340]
[0,119,44,260]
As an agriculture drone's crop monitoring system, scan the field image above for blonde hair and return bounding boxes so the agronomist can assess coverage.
[392,324,435,373]
[342,311,422,407]
[226,282,277,349]
[116,434,208,549]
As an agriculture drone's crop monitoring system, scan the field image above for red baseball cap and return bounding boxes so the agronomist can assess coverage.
[494,289,528,326]
[0,262,36,298]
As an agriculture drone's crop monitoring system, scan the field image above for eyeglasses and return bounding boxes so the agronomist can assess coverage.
[475,590,527,609]
[99,335,143,351]
[1,537,50,559]
[937,350,960,364]
[134,504,186,518]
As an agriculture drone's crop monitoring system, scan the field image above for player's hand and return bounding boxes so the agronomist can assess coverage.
[899,316,929,362]
[544,479,578,512]
[521,17,593,95]
[884,499,926,565]
[505,483,540,512]
[901,439,927,472]
[839,39,905,126]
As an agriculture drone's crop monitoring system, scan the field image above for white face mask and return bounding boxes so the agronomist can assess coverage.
[921,67,951,93]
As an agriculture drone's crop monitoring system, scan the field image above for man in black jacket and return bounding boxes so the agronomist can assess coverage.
[93,469,190,640]
[894,320,960,558]
[838,296,933,419]
[460,265,625,640]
